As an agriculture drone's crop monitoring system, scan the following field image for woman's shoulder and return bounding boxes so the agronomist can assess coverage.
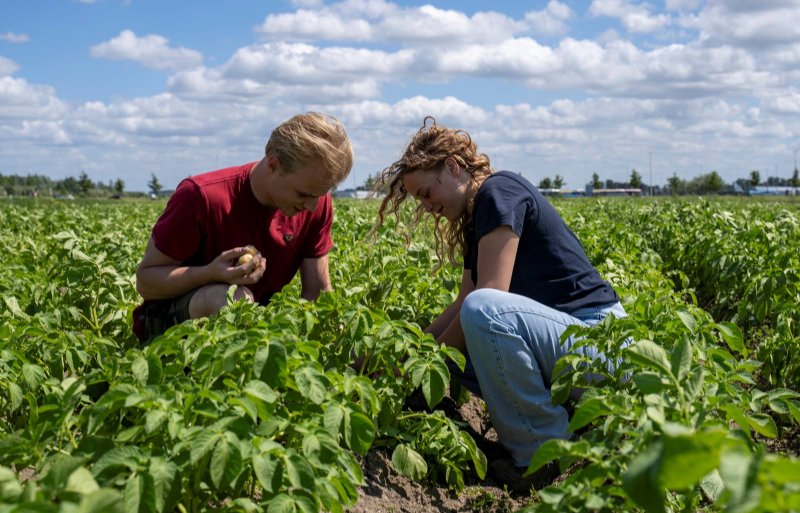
[480,171,537,196]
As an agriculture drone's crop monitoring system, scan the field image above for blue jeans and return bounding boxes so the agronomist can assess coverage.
[457,288,627,467]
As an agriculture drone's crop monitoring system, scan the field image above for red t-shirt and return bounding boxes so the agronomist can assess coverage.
[132,161,333,339]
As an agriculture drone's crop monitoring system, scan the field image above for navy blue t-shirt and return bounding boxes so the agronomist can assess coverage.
[464,171,619,312]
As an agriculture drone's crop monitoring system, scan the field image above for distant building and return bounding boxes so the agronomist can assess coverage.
[585,186,643,197]
[749,185,800,196]
[334,188,383,199]
[539,188,586,198]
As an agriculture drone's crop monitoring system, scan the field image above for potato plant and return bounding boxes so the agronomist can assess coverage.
[1,196,799,513]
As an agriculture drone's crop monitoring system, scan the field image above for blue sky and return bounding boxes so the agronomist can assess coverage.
[2,0,799,192]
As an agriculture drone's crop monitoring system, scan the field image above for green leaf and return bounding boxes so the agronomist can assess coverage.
[144,410,167,435]
[391,444,427,481]
[658,427,726,489]
[633,372,665,394]
[124,472,156,513]
[145,353,163,385]
[285,452,315,490]
[717,322,746,357]
[78,489,124,513]
[294,366,329,405]
[788,401,800,426]
[421,359,448,409]
[526,439,582,474]
[745,413,778,438]
[759,455,800,485]
[22,363,46,389]
[676,309,697,333]
[670,337,691,382]
[253,453,284,495]
[131,357,148,385]
[148,458,179,513]
[625,340,672,377]
[460,431,487,479]
[622,443,666,513]
[244,380,277,405]
[92,447,144,478]
[323,403,345,438]
[8,382,23,411]
[190,429,219,464]
[568,396,614,432]
[65,467,100,495]
[699,470,724,503]
[254,342,288,389]
[442,346,465,371]
[344,410,375,455]
[719,446,760,513]
[210,432,243,490]
[267,494,295,513]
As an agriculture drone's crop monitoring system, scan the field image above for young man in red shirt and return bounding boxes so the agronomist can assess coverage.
[132,112,353,342]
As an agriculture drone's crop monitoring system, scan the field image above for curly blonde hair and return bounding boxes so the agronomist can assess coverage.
[374,117,493,266]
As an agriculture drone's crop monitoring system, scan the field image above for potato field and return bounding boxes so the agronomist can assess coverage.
[1,196,799,513]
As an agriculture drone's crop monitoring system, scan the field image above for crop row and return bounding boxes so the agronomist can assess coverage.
[0,197,798,513]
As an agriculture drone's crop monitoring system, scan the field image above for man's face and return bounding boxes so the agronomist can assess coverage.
[270,158,333,217]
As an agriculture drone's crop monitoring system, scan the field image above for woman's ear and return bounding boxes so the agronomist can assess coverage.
[445,156,460,176]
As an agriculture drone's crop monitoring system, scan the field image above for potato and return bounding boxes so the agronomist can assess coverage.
[236,245,258,266]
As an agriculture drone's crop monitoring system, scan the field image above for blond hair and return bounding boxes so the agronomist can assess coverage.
[374,117,493,266]
[266,112,353,184]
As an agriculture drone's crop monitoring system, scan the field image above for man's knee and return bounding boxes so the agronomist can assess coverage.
[189,284,254,318]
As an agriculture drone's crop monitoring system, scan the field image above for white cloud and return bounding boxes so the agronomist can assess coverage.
[290,0,324,7]
[590,0,671,33]
[665,0,701,10]
[259,1,524,44]
[0,32,30,43]
[222,43,415,83]
[258,9,374,41]
[524,1,574,36]
[697,0,800,47]
[0,56,19,76]
[90,30,204,71]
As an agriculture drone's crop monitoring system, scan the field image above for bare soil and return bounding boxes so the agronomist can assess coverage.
[348,393,537,513]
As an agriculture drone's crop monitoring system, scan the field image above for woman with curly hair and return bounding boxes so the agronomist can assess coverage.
[374,117,625,492]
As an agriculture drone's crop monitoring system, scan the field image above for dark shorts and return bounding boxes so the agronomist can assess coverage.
[137,289,198,343]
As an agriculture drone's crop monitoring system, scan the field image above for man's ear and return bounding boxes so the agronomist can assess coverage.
[266,154,281,175]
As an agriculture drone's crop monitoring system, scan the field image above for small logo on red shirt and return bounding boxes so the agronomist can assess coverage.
[283,234,294,242]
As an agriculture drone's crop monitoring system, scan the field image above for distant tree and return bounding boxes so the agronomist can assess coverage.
[553,175,564,189]
[78,171,93,195]
[750,170,761,187]
[538,177,553,189]
[734,178,751,194]
[148,173,163,196]
[113,178,125,196]
[57,176,80,196]
[630,169,642,189]
[765,176,787,186]
[791,168,800,187]
[591,173,602,189]
[362,172,389,194]
[667,173,684,195]
[687,171,725,194]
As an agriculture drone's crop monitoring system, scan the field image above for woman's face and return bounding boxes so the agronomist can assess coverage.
[402,158,470,222]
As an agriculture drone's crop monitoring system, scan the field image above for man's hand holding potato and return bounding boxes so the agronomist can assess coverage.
[203,245,266,285]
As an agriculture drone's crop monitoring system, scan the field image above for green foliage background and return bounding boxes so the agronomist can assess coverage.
[0,196,798,512]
